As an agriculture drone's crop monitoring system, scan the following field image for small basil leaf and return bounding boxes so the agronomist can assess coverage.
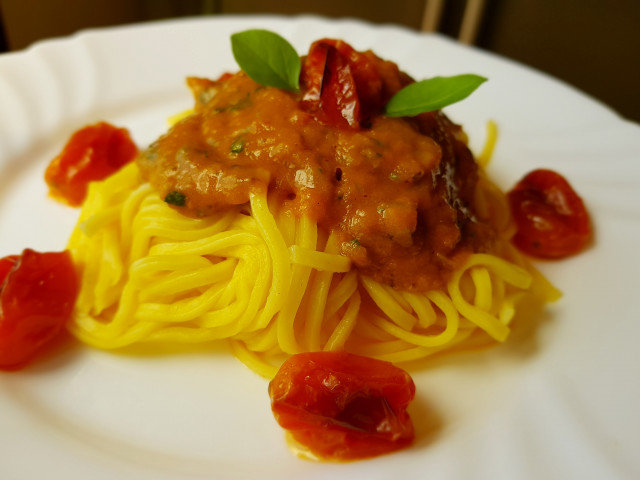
[385,74,487,117]
[231,29,300,92]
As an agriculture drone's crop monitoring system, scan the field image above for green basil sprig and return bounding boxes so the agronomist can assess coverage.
[229,30,486,115]
[230,29,301,92]
[385,74,487,117]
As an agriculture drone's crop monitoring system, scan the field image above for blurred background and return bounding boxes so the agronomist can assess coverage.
[0,0,638,122]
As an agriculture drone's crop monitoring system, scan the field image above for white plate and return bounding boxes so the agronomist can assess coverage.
[1,16,639,480]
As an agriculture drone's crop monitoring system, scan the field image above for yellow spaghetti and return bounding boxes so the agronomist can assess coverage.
[67,120,559,379]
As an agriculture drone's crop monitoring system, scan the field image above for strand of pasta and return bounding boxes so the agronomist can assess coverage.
[300,233,339,351]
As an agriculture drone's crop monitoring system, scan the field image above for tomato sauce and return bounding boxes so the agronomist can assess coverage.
[137,45,494,292]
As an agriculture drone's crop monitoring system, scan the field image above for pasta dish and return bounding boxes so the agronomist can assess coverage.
[64,36,559,379]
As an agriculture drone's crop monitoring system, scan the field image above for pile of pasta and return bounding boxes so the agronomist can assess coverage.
[68,125,559,378]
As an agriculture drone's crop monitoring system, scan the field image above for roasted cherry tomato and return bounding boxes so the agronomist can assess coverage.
[269,351,415,461]
[45,122,138,206]
[300,39,384,129]
[0,255,19,284]
[507,169,591,258]
[0,249,78,370]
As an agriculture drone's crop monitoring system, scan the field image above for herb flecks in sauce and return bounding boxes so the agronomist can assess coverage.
[230,136,246,154]
[164,191,186,206]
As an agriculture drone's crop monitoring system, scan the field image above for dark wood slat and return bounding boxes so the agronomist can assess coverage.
[0,5,8,53]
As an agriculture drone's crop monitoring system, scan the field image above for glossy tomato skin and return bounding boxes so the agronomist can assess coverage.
[45,122,138,206]
[300,39,385,129]
[0,250,78,370]
[300,41,329,105]
[319,47,361,129]
[508,169,591,258]
[269,351,415,461]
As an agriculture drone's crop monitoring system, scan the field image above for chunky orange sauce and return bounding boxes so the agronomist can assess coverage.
[137,51,494,292]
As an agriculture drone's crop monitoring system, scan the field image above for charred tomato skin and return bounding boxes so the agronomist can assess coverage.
[300,39,385,129]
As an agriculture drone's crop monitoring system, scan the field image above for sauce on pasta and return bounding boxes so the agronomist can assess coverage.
[137,52,494,292]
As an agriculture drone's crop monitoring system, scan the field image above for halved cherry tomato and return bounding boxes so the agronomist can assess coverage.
[508,169,591,258]
[327,40,385,117]
[300,39,384,129]
[0,249,78,370]
[269,351,415,461]
[319,47,361,128]
[45,122,138,206]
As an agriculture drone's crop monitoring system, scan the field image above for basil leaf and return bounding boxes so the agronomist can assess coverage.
[231,29,300,92]
[385,74,487,117]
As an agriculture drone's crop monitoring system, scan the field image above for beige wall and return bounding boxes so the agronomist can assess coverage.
[1,0,638,121]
